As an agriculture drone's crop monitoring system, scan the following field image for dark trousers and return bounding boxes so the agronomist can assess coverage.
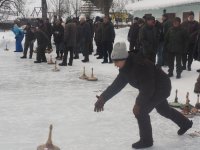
[80,39,89,60]
[47,36,52,49]
[96,41,103,57]
[102,41,113,62]
[129,42,139,54]
[62,46,74,65]
[168,52,182,75]
[23,41,34,58]
[135,91,190,141]
[144,53,156,64]
[89,38,93,54]
[182,43,195,68]
[156,42,164,66]
[36,44,47,62]
[55,42,64,57]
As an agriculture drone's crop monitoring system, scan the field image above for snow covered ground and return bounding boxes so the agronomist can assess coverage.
[0,28,200,150]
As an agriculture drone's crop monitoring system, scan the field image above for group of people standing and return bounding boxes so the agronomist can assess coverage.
[11,15,115,66]
[128,11,200,79]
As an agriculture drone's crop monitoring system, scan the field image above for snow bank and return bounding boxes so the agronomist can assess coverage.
[0,28,200,150]
[126,0,200,11]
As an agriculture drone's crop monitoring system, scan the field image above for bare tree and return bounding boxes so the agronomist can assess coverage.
[86,0,113,16]
[0,0,25,14]
[0,0,25,18]
[49,0,66,18]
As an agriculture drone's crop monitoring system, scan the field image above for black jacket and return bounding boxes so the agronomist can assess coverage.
[80,21,91,42]
[94,21,103,43]
[101,53,171,106]
[139,24,159,55]
[24,27,35,42]
[181,20,199,44]
[64,22,77,47]
[164,26,189,54]
[53,24,64,44]
[128,23,140,45]
[102,22,115,43]
[35,26,49,46]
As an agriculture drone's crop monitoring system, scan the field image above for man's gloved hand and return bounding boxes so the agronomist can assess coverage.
[133,103,140,116]
[94,95,105,112]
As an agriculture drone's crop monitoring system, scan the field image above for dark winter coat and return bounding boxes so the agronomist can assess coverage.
[163,19,172,38]
[193,31,200,61]
[155,21,164,42]
[139,24,159,55]
[164,26,189,54]
[24,27,35,43]
[35,26,49,46]
[87,19,94,38]
[53,24,64,44]
[181,20,199,44]
[102,22,115,43]
[64,22,77,48]
[128,23,140,45]
[80,21,91,43]
[100,53,171,106]
[44,22,53,37]
[94,21,103,43]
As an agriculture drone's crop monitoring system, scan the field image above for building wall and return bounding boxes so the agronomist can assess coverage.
[132,3,200,22]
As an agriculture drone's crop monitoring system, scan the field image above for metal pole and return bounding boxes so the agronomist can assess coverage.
[76,0,78,17]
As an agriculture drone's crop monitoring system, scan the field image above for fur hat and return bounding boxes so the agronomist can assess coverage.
[111,42,128,61]
[79,15,86,21]
[188,11,194,16]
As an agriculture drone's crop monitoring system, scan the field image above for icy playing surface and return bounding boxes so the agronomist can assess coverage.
[0,28,200,150]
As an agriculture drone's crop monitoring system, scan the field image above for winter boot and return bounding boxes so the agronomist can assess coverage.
[102,59,108,64]
[182,65,186,70]
[21,56,27,59]
[187,65,191,71]
[96,56,103,59]
[82,56,89,63]
[132,140,153,149]
[59,63,67,66]
[178,120,193,135]
[34,61,41,63]
[176,74,181,79]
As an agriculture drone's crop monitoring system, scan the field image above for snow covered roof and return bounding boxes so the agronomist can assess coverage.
[126,0,200,11]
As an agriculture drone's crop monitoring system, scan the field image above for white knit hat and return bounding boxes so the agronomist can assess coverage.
[111,42,128,61]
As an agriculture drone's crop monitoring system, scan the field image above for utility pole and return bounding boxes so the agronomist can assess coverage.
[42,0,48,19]
[58,0,61,18]
[76,0,78,17]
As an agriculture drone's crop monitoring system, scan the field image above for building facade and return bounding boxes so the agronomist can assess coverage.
[127,1,200,22]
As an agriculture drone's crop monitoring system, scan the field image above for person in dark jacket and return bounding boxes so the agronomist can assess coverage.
[94,42,192,149]
[139,16,159,63]
[162,14,172,66]
[59,19,77,66]
[74,18,81,59]
[194,29,200,72]
[53,20,64,59]
[181,11,199,71]
[21,23,35,59]
[155,20,164,67]
[101,16,115,63]
[94,16,103,59]
[79,15,91,62]
[87,17,94,55]
[44,18,53,51]
[164,17,189,79]
[128,17,140,53]
[34,20,49,63]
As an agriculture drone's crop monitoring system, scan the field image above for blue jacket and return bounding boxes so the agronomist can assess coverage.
[12,24,24,39]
